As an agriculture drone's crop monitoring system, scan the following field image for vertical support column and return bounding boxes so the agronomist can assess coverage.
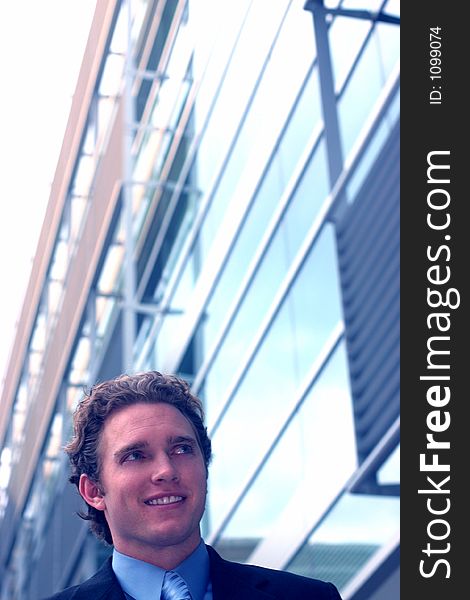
[122,0,137,372]
[304,0,344,187]
[87,290,97,379]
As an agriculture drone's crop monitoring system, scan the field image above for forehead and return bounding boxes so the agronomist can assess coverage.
[100,402,196,450]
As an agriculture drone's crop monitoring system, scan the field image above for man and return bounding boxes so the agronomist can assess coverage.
[43,371,342,599]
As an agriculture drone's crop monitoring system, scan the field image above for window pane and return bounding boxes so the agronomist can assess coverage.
[207,224,345,534]
[213,342,355,558]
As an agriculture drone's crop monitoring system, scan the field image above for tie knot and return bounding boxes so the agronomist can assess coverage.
[160,570,192,600]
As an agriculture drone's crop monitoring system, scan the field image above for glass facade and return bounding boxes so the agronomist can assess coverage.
[0,1,400,598]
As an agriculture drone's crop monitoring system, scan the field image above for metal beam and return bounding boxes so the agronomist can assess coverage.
[122,0,137,373]
[304,0,344,188]
[304,0,400,25]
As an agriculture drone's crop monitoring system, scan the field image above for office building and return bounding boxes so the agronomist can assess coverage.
[0,1,399,598]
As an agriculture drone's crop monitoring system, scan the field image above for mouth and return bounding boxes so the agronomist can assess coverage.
[144,495,184,506]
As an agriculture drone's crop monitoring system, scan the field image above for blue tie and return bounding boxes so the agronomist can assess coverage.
[160,570,192,600]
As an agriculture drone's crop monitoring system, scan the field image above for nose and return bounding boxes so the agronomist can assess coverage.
[150,452,179,483]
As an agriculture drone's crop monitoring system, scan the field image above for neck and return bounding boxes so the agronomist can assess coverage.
[114,536,201,570]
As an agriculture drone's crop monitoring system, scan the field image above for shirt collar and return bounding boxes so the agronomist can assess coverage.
[112,540,210,600]
[174,539,210,600]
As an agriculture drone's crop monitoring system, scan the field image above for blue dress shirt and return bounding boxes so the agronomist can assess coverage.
[112,539,213,600]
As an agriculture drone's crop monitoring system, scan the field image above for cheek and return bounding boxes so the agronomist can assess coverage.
[183,462,206,490]
[103,470,143,500]
[195,468,208,496]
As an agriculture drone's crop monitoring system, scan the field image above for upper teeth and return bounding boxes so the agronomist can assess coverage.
[146,496,183,505]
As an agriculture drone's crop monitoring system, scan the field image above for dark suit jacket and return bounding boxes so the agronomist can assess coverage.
[41,545,342,599]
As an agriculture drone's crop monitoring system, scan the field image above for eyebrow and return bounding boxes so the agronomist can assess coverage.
[113,436,198,460]
[169,435,197,445]
[113,441,149,460]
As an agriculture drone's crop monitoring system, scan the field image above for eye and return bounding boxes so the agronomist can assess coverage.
[122,450,145,463]
[173,443,194,455]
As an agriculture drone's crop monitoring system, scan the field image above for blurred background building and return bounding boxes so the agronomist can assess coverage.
[0,0,399,598]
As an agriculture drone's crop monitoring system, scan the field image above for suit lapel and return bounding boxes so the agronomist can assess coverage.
[72,557,127,600]
[207,546,276,600]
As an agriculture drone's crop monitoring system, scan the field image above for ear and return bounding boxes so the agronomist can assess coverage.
[79,473,106,511]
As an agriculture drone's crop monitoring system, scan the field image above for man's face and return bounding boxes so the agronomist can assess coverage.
[81,402,207,564]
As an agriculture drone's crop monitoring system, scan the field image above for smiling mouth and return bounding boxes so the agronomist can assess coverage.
[145,495,184,506]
